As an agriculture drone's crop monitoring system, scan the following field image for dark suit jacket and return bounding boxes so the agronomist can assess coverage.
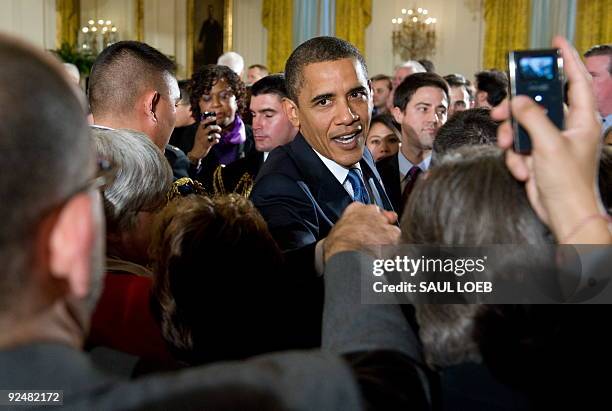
[376,153,402,214]
[209,150,264,197]
[171,123,256,191]
[251,134,394,253]
[164,144,199,181]
[0,343,362,410]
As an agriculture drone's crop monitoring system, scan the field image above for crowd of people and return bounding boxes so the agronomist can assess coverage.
[0,28,610,410]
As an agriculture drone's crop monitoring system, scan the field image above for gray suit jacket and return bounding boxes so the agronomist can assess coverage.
[322,251,433,410]
[0,343,362,410]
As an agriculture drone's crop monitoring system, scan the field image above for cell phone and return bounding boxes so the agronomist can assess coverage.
[200,111,216,122]
[508,49,564,154]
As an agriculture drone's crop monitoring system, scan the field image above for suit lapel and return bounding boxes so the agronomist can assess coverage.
[287,135,352,223]
[287,134,395,220]
[360,147,395,212]
[376,154,401,212]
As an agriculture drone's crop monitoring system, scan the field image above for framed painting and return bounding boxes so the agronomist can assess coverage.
[187,0,233,77]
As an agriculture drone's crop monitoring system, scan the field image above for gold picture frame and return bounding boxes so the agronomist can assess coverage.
[187,0,233,78]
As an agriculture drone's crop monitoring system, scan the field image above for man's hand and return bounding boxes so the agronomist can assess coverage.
[187,116,222,163]
[492,36,610,244]
[323,203,401,263]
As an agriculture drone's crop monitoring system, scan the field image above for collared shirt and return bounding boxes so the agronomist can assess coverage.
[398,151,431,188]
[263,151,269,162]
[91,124,114,131]
[312,148,364,200]
[311,148,365,277]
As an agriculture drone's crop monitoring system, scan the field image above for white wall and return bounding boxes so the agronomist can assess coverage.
[366,0,485,79]
[232,0,267,72]
[0,0,56,49]
[0,0,485,81]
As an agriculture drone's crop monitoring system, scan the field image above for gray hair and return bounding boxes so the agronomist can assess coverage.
[396,60,426,74]
[91,128,172,234]
[217,51,245,76]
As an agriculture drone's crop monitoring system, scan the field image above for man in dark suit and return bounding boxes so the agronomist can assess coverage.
[211,74,298,197]
[251,36,394,270]
[377,73,449,216]
[0,33,422,410]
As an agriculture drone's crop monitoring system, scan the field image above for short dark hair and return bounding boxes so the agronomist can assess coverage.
[443,73,469,88]
[418,59,436,73]
[371,74,392,90]
[178,79,191,104]
[370,113,401,138]
[189,64,247,123]
[433,108,500,158]
[584,44,612,74]
[284,36,368,103]
[250,74,288,99]
[393,72,450,111]
[88,41,176,118]
[0,35,90,309]
[444,73,473,100]
[475,70,508,106]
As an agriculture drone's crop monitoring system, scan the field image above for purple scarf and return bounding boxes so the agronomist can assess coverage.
[215,115,246,165]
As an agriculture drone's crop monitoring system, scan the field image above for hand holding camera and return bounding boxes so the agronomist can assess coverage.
[494,36,609,244]
[187,111,223,164]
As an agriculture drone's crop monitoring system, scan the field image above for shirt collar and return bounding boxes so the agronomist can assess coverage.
[312,148,361,185]
[398,151,431,177]
[91,124,115,131]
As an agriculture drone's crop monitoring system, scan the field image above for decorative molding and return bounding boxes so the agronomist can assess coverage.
[136,0,144,41]
[224,0,233,52]
[186,0,194,77]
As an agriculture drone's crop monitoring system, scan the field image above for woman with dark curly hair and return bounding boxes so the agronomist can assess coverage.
[172,65,254,189]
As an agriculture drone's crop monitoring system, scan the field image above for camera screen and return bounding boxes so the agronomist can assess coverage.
[519,56,555,80]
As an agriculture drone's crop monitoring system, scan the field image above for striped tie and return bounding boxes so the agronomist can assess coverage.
[346,168,370,204]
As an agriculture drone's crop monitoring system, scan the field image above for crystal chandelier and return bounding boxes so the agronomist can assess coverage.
[391,7,437,61]
[79,19,119,54]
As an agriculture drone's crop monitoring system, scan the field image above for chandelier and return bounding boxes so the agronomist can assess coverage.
[79,19,119,54]
[391,7,437,61]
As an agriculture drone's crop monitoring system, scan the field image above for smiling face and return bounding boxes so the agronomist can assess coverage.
[251,93,298,152]
[393,86,448,153]
[285,58,372,167]
[198,77,238,128]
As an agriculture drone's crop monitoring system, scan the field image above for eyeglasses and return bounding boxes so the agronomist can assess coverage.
[84,157,116,193]
[64,157,116,203]
[37,157,117,224]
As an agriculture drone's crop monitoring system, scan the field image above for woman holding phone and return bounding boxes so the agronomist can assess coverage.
[186,64,254,188]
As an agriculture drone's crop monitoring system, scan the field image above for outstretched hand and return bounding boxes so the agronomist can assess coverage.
[492,36,610,244]
[323,203,401,263]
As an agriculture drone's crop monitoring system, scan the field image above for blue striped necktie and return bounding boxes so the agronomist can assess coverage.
[346,168,370,204]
